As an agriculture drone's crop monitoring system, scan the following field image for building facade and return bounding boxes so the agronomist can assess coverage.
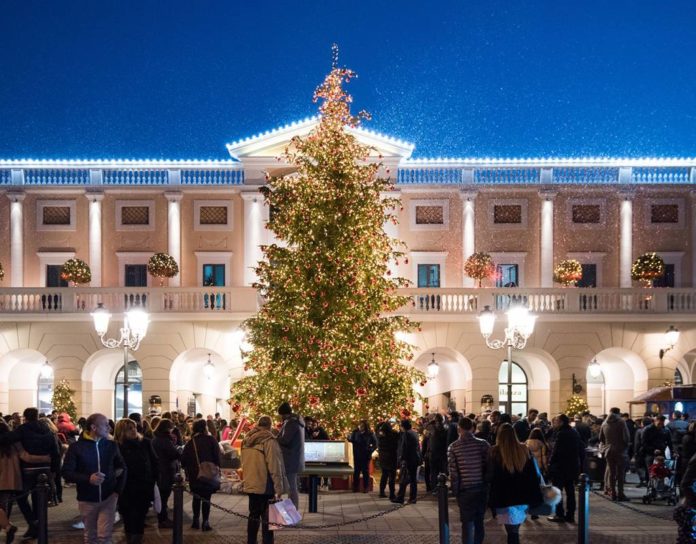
[1,117,695,420]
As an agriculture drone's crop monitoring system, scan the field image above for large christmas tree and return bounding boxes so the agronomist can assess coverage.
[231,49,423,435]
[52,379,78,421]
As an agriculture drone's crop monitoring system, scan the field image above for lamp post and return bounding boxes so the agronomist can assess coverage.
[427,352,440,380]
[478,304,536,415]
[91,303,149,418]
[659,325,680,386]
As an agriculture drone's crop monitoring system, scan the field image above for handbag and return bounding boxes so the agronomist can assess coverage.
[192,436,221,491]
[153,483,162,514]
[527,455,562,516]
[268,498,302,530]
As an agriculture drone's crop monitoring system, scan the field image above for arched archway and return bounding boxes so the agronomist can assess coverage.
[0,349,49,414]
[169,349,232,417]
[412,347,472,414]
[82,349,137,419]
[504,348,560,415]
[587,348,649,415]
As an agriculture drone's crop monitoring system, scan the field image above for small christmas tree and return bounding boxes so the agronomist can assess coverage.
[147,253,179,286]
[565,394,589,417]
[631,252,665,287]
[52,379,78,421]
[464,252,495,287]
[231,46,423,435]
[61,258,91,285]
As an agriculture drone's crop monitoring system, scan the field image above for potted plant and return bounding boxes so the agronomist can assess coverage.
[464,252,496,287]
[631,252,665,288]
[553,259,583,287]
[147,253,179,286]
[60,258,91,286]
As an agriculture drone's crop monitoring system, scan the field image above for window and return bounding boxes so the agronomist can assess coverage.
[493,205,522,224]
[116,200,155,231]
[577,264,597,288]
[125,265,148,287]
[488,199,528,229]
[572,204,601,224]
[409,199,449,231]
[675,369,684,386]
[37,200,76,231]
[651,204,679,224]
[653,264,675,288]
[37,375,53,414]
[203,264,225,287]
[498,360,528,416]
[46,265,69,288]
[496,264,518,288]
[114,361,142,420]
[194,200,233,231]
[417,264,440,288]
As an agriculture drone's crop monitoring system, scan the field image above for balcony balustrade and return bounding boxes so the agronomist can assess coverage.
[0,286,693,317]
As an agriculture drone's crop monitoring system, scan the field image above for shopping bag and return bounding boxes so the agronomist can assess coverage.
[268,498,302,529]
[153,483,162,514]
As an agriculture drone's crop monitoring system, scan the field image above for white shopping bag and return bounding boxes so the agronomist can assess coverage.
[268,499,302,530]
[153,484,162,514]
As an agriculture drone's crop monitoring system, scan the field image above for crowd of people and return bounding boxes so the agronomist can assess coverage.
[0,403,688,544]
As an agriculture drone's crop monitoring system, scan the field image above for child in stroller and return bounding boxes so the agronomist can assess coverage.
[643,450,678,505]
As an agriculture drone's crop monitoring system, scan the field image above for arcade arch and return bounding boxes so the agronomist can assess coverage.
[585,347,649,415]
[412,347,472,414]
[0,349,50,414]
[169,349,232,418]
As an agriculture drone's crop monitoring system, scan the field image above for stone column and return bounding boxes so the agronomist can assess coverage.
[242,192,265,286]
[8,192,25,287]
[619,191,634,288]
[86,192,104,287]
[165,192,183,287]
[382,191,401,277]
[459,190,477,287]
[691,191,696,287]
[539,190,557,288]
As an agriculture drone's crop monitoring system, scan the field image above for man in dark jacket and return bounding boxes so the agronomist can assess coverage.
[548,414,584,523]
[599,407,631,501]
[512,408,539,442]
[0,407,61,539]
[63,413,127,544]
[377,421,399,500]
[277,402,305,509]
[641,415,673,469]
[426,414,448,493]
[392,419,421,504]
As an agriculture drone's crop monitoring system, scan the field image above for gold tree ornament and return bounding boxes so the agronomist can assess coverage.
[553,259,583,287]
[464,252,495,287]
[631,252,665,287]
[231,48,423,436]
[147,253,179,286]
[61,258,91,285]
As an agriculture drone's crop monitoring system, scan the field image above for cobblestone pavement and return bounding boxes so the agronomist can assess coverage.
[36,481,676,543]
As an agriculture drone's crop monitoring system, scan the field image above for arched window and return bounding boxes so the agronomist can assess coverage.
[675,369,684,386]
[114,361,143,420]
[498,360,528,416]
[37,375,53,414]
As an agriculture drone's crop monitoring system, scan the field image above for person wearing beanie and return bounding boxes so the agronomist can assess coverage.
[277,402,305,509]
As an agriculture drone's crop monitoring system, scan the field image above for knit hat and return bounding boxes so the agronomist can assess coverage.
[277,402,292,416]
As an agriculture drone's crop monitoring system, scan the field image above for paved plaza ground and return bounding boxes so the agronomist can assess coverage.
[33,476,677,544]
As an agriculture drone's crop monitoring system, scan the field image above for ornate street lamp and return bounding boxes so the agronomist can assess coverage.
[588,358,602,379]
[478,304,536,415]
[91,303,149,418]
[659,325,680,385]
[427,352,440,379]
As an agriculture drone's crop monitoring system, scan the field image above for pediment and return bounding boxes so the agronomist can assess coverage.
[226,117,414,160]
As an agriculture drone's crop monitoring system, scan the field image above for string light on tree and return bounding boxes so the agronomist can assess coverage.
[230,45,423,435]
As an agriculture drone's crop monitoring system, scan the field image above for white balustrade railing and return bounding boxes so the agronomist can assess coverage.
[0,286,694,316]
[0,287,259,314]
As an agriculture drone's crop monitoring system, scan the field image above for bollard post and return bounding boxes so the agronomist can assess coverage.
[172,473,185,544]
[436,473,450,544]
[577,473,590,544]
[36,473,49,544]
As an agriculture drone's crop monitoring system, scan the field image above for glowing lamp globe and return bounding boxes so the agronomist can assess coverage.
[91,303,112,336]
[665,325,680,348]
[126,308,150,339]
[478,306,496,337]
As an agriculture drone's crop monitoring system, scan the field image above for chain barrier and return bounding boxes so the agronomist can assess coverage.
[591,489,674,521]
[185,487,407,529]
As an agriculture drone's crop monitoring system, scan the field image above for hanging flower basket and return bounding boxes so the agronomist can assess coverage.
[60,258,91,285]
[147,253,179,286]
[464,252,496,287]
[631,252,665,287]
[553,259,583,287]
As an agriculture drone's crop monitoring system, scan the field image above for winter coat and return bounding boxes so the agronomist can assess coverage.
[488,446,543,508]
[525,438,548,474]
[641,424,673,455]
[241,427,288,496]
[0,444,51,491]
[0,420,61,474]
[377,426,400,471]
[348,430,377,462]
[117,438,158,504]
[548,424,584,481]
[681,452,696,507]
[427,423,448,462]
[277,414,305,474]
[574,421,592,446]
[151,433,181,488]
[181,433,221,493]
[599,413,631,457]
[62,432,127,503]
[57,414,78,437]
[397,429,421,467]
[682,433,696,464]
[512,418,533,442]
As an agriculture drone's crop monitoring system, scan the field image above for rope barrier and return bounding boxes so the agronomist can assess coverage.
[184,487,407,529]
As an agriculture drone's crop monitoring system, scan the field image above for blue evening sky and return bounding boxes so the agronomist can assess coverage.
[1,1,695,160]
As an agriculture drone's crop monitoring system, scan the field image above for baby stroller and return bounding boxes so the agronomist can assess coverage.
[642,454,678,506]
